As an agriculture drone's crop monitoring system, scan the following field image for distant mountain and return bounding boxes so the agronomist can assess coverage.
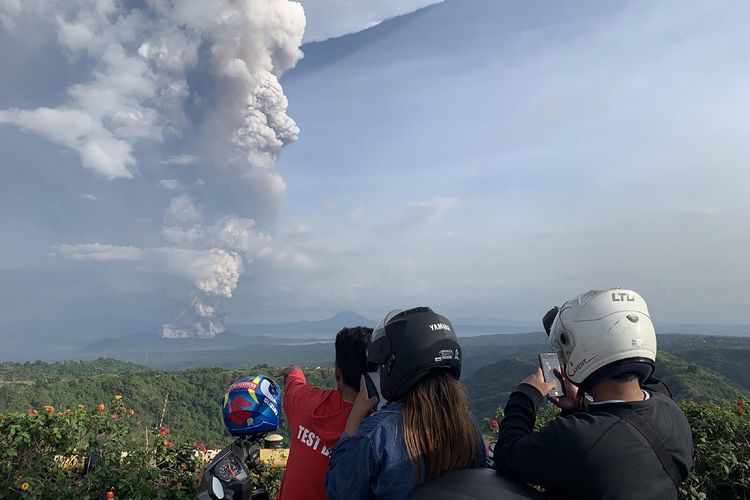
[659,324,750,336]
[75,331,259,357]
[0,311,375,361]
[0,316,162,362]
[227,311,376,336]
[0,358,150,381]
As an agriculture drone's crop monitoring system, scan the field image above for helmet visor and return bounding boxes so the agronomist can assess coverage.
[367,309,403,371]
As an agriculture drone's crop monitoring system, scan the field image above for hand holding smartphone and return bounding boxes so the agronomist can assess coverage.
[364,373,380,406]
[538,352,565,397]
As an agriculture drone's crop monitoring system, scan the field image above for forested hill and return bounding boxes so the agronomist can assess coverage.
[0,358,150,381]
[0,362,335,448]
[464,351,746,420]
[2,348,747,445]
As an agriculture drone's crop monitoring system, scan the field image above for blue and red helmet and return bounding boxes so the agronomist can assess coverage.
[223,375,281,436]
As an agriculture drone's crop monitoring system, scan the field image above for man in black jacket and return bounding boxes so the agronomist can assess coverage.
[494,289,693,499]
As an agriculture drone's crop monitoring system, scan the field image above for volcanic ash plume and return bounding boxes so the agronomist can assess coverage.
[0,0,306,338]
[159,215,271,338]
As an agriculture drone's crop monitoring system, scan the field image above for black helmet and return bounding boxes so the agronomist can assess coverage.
[367,306,461,402]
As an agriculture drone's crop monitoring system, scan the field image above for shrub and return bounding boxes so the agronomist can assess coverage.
[0,397,205,499]
[488,399,750,499]
[678,400,750,499]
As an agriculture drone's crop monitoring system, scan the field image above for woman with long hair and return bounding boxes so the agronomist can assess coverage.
[325,307,485,499]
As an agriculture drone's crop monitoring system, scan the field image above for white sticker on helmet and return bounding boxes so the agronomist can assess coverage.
[259,379,279,415]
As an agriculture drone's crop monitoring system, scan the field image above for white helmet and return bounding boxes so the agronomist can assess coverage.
[548,288,657,389]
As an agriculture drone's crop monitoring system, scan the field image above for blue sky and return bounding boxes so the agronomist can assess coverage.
[1,0,749,339]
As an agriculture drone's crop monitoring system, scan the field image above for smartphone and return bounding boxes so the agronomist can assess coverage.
[364,372,380,406]
[538,352,565,397]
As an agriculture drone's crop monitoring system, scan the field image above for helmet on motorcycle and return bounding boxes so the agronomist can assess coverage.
[548,289,656,390]
[367,306,461,402]
[223,375,281,436]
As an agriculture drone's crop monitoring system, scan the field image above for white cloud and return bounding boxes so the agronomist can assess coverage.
[165,195,200,223]
[161,155,199,166]
[0,0,22,31]
[1,0,305,190]
[161,225,206,245]
[348,204,364,222]
[57,243,145,261]
[300,0,443,42]
[80,193,97,201]
[273,250,316,270]
[0,107,135,178]
[158,179,181,190]
[413,196,459,224]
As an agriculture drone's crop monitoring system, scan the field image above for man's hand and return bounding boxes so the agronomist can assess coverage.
[521,367,557,397]
[281,364,301,384]
[344,375,378,436]
[548,366,582,411]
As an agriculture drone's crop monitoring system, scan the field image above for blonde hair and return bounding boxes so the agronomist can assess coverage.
[402,370,480,483]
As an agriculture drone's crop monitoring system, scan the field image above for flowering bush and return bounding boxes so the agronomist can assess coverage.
[0,396,205,499]
[489,398,750,499]
[1,395,289,499]
[678,400,750,499]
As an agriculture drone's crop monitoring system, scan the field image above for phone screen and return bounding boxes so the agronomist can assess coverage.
[538,352,565,397]
[364,372,381,407]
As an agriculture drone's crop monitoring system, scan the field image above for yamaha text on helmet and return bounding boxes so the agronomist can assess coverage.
[367,306,462,402]
[547,288,657,390]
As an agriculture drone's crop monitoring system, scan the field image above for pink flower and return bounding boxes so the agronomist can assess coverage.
[738,400,746,408]
[106,491,114,500]
[160,426,170,436]
[194,442,207,453]
[111,414,119,421]
[490,419,500,430]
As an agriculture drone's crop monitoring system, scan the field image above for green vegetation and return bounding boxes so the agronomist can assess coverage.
[653,351,746,401]
[0,396,272,499]
[483,400,750,500]
[0,359,150,383]
[465,350,746,421]
[0,361,335,448]
[676,348,750,391]
[3,346,750,499]
[464,358,537,421]
[678,400,750,499]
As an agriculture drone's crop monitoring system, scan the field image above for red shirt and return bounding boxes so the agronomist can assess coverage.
[276,368,352,500]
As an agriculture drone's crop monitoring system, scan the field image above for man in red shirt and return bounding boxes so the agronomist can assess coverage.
[277,326,372,500]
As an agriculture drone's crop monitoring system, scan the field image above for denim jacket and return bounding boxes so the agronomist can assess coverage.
[325,402,486,500]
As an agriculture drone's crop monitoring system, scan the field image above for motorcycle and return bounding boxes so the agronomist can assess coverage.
[196,434,270,500]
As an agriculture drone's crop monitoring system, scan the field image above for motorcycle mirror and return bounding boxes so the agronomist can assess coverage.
[211,476,225,499]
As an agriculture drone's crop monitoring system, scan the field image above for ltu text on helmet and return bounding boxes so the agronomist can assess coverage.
[611,292,635,302]
[428,323,451,332]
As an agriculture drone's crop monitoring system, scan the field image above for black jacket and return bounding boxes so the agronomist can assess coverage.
[494,384,693,499]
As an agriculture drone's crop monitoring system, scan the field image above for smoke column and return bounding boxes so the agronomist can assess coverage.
[0,0,306,337]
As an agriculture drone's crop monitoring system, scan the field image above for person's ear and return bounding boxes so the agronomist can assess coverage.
[334,364,342,383]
